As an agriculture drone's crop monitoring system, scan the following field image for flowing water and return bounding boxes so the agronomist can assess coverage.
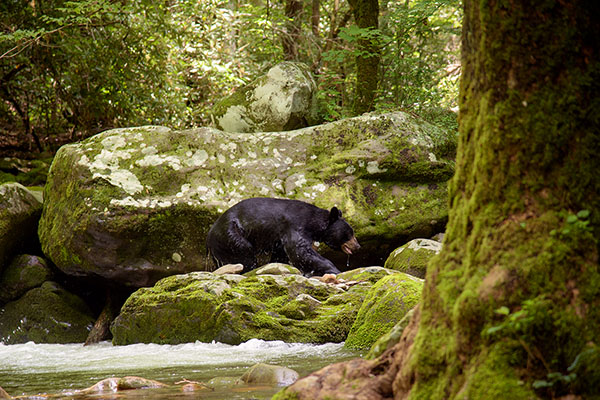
[0,340,362,399]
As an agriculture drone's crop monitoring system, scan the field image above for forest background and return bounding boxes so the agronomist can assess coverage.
[0,0,461,158]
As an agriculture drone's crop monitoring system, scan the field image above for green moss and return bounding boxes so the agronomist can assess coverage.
[271,388,300,400]
[345,274,422,349]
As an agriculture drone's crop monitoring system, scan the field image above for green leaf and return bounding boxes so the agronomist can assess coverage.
[577,209,590,219]
[532,380,552,389]
[486,325,504,335]
[566,214,578,224]
[495,306,510,315]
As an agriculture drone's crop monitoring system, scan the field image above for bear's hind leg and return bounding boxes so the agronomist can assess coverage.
[211,221,258,271]
[269,241,290,264]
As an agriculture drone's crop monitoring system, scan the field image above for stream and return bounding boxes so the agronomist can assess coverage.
[0,339,361,399]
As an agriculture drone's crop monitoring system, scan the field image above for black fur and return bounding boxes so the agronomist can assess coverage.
[206,198,357,276]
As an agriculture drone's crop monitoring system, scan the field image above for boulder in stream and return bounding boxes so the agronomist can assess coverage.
[384,238,442,278]
[240,363,300,386]
[0,254,53,304]
[110,267,412,345]
[39,112,455,287]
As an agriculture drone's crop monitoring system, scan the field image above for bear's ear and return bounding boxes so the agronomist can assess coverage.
[329,207,342,224]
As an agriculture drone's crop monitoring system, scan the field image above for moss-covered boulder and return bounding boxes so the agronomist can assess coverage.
[365,307,415,359]
[344,273,423,349]
[0,281,95,344]
[213,62,319,133]
[0,255,53,304]
[39,111,455,287]
[383,238,442,278]
[0,183,42,272]
[110,270,372,345]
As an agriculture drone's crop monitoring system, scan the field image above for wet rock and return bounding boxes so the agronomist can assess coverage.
[345,274,422,349]
[384,238,442,278]
[0,183,42,272]
[78,376,167,394]
[39,112,454,287]
[272,358,385,400]
[110,270,369,345]
[0,281,95,344]
[240,363,299,386]
[213,62,319,133]
[0,255,52,304]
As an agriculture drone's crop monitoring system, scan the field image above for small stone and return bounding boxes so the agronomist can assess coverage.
[213,263,244,275]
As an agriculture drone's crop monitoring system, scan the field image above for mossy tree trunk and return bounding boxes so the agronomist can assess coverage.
[348,0,380,115]
[273,1,599,398]
[394,0,600,398]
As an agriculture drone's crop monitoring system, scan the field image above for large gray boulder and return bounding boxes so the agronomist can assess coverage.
[0,183,42,272]
[213,62,319,132]
[39,112,455,287]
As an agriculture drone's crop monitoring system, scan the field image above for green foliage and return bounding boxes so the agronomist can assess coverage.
[1,0,461,152]
[550,210,592,237]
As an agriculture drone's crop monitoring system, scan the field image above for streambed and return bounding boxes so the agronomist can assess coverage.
[0,339,361,399]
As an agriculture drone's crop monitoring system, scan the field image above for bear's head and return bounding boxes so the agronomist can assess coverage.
[322,207,360,254]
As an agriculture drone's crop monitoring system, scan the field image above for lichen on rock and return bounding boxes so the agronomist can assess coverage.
[213,62,319,133]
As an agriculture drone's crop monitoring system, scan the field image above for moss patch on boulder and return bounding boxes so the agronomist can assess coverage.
[111,270,376,345]
[345,273,423,349]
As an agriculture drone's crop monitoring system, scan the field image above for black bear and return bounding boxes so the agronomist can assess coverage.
[206,197,360,276]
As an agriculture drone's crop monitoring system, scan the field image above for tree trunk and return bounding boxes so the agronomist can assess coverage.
[274,1,600,399]
[311,0,320,37]
[282,0,303,61]
[348,0,380,115]
[393,0,600,397]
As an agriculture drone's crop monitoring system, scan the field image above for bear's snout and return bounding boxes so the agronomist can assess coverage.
[341,237,360,255]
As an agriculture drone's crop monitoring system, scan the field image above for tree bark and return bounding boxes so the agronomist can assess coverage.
[348,0,380,115]
[311,0,320,37]
[282,0,303,61]
[394,0,600,396]
[274,0,600,399]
